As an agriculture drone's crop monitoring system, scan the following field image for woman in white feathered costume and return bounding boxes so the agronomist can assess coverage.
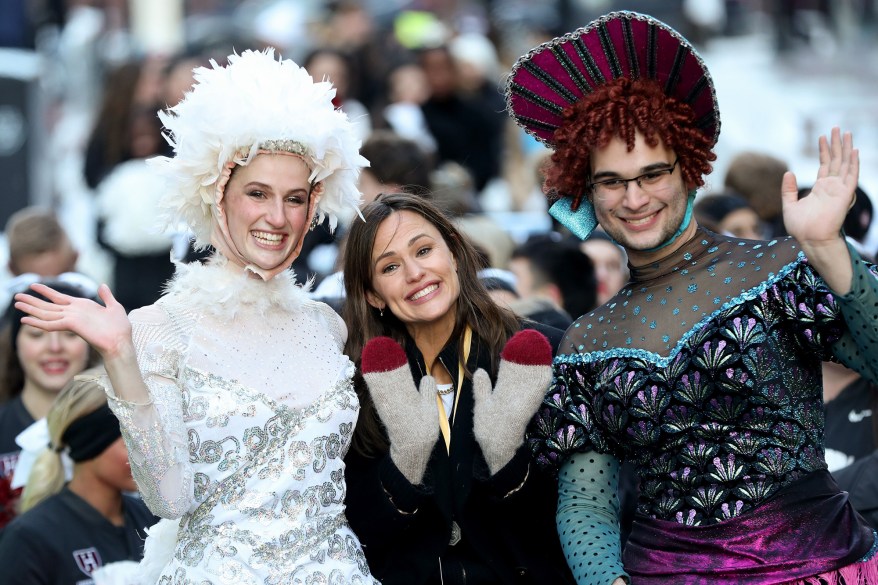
[13,49,377,585]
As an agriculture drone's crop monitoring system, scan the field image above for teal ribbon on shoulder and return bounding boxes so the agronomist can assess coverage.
[549,197,597,240]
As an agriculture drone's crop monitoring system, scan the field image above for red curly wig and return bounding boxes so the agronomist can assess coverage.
[544,77,717,211]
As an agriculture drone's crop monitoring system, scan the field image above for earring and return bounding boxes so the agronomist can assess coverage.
[380,307,384,318]
[309,214,319,232]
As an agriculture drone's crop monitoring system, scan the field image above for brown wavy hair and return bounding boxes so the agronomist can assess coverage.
[343,192,520,455]
[545,77,717,211]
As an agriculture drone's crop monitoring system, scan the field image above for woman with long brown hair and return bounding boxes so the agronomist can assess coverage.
[342,192,574,585]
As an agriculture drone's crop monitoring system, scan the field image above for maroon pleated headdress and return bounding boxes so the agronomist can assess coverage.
[505,11,721,149]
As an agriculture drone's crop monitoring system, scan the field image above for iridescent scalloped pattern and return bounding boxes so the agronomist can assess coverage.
[530,228,878,526]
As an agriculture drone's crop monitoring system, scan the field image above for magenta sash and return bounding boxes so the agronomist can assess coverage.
[624,471,876,584]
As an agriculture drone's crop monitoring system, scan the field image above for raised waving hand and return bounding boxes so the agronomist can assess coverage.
[14,283,132,359]
[781,127,860,293]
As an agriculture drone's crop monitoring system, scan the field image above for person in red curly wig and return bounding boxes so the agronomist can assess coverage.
[546,77,714,212]
[506,10,878,585]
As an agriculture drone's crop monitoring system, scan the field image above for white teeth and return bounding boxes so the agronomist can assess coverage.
[410,284,438,300]
[42,361,68,370]
[253,231,283,244]
[625,214,656,226]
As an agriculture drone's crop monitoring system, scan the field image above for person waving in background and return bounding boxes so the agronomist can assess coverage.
[506,10,878,585]
[342,192,575,585]
[14,49,377,584]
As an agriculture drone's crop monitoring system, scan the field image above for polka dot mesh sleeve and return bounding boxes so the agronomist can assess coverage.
[830,244,878,381]
[556,451,629,584]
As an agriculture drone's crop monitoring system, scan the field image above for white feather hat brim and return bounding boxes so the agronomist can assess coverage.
[149,48,368,249]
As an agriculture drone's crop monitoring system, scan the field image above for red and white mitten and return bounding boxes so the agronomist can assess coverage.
[473,329,553,474]
[362,337,440,484]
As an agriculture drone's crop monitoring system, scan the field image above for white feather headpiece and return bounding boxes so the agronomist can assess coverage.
[148,48,368,249]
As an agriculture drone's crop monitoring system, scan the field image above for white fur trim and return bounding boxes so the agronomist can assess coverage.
[163,255,311,319]
[96,159,175,255]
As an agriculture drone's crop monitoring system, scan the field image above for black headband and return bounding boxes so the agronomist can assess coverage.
[60,403,122,462]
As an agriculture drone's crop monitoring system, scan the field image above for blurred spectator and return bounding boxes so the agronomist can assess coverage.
[159,50,211,109]
[580,230,629,306]
[418,45,503,192]
[0,369,157,584]
[769,0,838,53]
[83,59,165,190]
[823,361,877,472]
[358,130,433,204]
[798,184,875,261]
[843,186,874,255]
[478,268,520,309]
[315,0,399,115]
[380,60,438,155]
[4,207,78,281]
[2,207,82,328]
[93,158,176,312]
[84,56,190,312]
[447,32,507,143]
[507,235,597,329]
[831,371,878,529]
[448,32,502,101]
[304,47,372,142]
[0,279,100,528]
[431,161,515,269]
[724,151,788,237]
[694,192,768,240]
[0,0,66,49]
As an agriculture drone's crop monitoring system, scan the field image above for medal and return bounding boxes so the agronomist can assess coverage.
[449,521,461,546]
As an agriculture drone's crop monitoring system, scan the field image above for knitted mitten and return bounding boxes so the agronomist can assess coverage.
[473,329,553,475]
[362,336,440,484]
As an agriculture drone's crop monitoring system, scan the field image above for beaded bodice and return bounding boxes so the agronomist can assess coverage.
[105,258,376,583]
[530,229,878,526]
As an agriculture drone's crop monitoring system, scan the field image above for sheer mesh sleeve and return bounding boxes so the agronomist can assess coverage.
[556,452,629,585]
[306,300,347,352]
[829,246,878,382]
[103,304,193,519]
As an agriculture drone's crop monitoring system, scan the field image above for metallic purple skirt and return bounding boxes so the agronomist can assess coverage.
[623,471,877,584]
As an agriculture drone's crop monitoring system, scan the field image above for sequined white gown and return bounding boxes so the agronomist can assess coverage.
[104,258,376,584]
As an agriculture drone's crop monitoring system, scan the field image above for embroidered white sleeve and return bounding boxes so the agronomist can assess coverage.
[306,300,348,351]
[103,304,193,519]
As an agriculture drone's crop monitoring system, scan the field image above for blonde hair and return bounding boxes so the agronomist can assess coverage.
[19,368,108,513]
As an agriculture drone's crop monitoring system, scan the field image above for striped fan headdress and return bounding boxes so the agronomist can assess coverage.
[505,11,720,149]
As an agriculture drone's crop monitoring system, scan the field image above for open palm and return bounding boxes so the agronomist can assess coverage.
[781,127,859,245]
[14,283,132,358]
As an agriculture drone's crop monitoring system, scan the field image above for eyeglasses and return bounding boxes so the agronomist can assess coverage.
[589,158,679,198]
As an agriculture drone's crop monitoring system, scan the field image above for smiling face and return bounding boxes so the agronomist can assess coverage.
[580,238,628,305]
[719,207,765,240]
[366,210,460,338]
[17,326,90,397]
[590,132,695,266]
[221,154,314,272]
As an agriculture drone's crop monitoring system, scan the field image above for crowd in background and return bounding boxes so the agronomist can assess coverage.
[0,0,876,581]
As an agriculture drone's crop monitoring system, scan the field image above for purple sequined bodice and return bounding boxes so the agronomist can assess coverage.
[530,229,858,525]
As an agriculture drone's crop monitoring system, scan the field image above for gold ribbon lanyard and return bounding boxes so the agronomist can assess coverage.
[435,325,471,453]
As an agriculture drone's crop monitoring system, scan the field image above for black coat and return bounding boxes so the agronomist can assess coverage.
[345,322,574,585]
[833,450,878,530]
